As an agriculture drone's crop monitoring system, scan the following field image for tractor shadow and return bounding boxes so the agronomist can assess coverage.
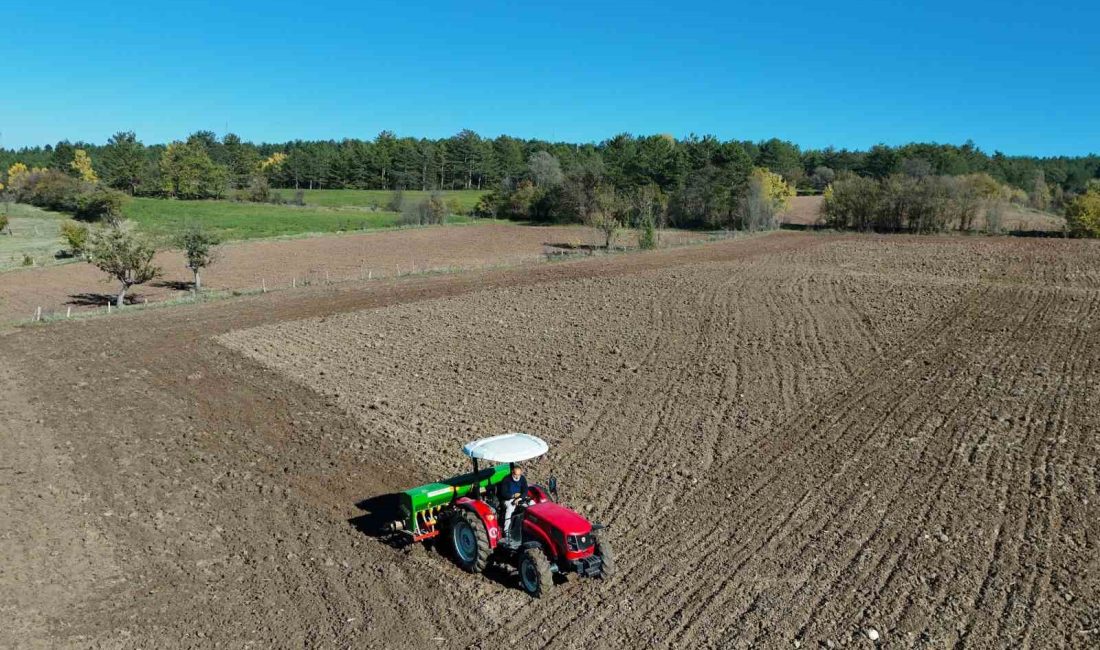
[348,492,408,550]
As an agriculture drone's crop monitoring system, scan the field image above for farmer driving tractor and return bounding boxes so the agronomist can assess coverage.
[498,463,528,541]
[385,432,613,597]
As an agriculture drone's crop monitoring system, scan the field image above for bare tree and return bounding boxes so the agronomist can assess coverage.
[528,151,564,188]
[588,187,624,249]
[810,166,835,191]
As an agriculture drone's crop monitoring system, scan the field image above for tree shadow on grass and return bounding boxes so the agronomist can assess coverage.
[542,242,601,252]
[152,279,195,291]
[66,292,143,307]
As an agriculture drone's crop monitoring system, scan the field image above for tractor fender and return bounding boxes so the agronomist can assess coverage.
[454,497,500,549]
[527,485,552,504]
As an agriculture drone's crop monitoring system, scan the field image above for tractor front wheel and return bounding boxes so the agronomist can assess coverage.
[594,531,614,578]
[449,510,490,573]
[519,547,553,597]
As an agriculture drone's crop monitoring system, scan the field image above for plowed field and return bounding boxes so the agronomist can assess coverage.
[2,231,1097,648]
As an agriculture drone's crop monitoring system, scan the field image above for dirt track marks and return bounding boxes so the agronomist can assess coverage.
[6,232,1098,648]
[223,238,1100,647]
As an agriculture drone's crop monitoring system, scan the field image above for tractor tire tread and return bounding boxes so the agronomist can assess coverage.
[594,530,614,578]
[520,546,554,597]
[451,509,491,574]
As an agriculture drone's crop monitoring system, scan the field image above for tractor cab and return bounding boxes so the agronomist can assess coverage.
[387,432,613,596]
[462,433,557,543]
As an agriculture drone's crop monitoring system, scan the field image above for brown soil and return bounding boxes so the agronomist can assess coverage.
[0,223,709,324]
[1,232,1097,648]
[783,195,826,225]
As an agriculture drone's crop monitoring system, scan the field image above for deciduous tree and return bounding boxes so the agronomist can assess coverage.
[176,224,219,290]
[528,152,564,188]
[101,132,146,195]
[60,221,90,258]
[1065,189,1100,238]
[88,224,161,307]
[70,149,98,182]
[160,141,228,199]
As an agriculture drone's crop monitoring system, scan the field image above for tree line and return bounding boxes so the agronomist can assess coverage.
[1,130,1097,199]
[1,130,1098,238]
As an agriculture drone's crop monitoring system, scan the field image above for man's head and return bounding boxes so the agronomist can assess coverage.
[511,464,523,479]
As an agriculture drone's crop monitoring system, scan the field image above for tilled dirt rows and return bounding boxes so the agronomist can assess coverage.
[2,232,1098,648]
[220,237,1100,648]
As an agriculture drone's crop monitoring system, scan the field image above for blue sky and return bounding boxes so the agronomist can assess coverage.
[2,1,1097,155]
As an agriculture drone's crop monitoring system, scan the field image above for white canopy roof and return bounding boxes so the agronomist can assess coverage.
[462,433,549,463]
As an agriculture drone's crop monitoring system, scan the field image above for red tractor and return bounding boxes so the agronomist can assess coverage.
[387,433,613,596]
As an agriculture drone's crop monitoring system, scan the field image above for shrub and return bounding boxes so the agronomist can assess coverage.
[244,175,276,203]
[1065,189,1100,238]
[17,169,86,212]
[474,191,502,218]
[386,188,404,212]
[7,167,126,224]
[75,188,127,224]
[400,193,448,225]
[0,213,9,234]
[823,173,1009,234]
[822,174,881,230]
[638,215,657,249]
[60,221,90,258]
[810,166,835,191]
[983,199,1006,234]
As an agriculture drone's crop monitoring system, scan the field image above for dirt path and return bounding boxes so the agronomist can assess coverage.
[1,231,1097,648]
[0,365,124,649]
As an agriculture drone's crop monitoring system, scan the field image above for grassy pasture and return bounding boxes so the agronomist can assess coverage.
[0,203,68,271]
[274,189,486,213]
[121,197,476,242]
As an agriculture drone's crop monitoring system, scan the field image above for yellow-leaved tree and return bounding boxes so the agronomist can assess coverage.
[259,152,288,179]
[754,167,795,211]
[739,167,794,230]
[1065,189,1100,238]
[70,149,98,182]
[7,162,30,191]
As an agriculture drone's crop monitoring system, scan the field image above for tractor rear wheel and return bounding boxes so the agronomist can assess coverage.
[449,510,490,573]
[518,547,553,597]
[594,531,614,578]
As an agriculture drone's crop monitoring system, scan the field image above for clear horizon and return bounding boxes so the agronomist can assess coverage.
[2,0,1097,156]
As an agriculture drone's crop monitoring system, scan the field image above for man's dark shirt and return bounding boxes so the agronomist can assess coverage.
[499,474,528,501]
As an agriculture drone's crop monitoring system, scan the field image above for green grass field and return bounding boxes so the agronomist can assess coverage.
[0,203,68,271]
[274,188,486,213]
[121,197,476,242]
